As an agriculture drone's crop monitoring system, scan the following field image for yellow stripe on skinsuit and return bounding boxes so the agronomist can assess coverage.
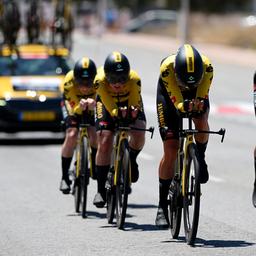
[113,51,122,62]
[82,57,89,68]
[184,44,194,73]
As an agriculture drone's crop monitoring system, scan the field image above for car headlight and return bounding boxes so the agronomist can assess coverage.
[0,100,7,106]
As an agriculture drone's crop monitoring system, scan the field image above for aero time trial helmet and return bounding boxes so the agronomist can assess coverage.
[73,57,97,87]
[104,51,130,84]
[174,44,204,89]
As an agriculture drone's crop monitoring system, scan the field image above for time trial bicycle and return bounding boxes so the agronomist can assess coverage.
[105,112,154,229]
[70,113,94,219]
[169,113,225,245]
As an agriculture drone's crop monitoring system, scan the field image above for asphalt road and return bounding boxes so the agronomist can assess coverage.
[0,31,256,256]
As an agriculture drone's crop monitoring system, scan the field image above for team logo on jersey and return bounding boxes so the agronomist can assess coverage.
[206,65,213,73]
[96,102,103,118]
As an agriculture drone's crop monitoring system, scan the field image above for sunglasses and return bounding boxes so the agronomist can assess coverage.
[76,78,94,88]
[107,75,128,84]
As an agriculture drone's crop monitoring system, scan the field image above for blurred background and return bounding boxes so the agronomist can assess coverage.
[2,0,256,49]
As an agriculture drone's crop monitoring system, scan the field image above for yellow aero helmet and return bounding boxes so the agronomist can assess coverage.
[174,44,203,89]
[73,57,97,87]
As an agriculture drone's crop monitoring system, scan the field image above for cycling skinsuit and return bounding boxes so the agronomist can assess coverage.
[94,66,146,131]
[156,54,213,140]
[62,70,96,128]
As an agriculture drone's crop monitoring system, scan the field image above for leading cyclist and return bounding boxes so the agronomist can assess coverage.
[59,57,98,194]
[155,44,214,228]
[93,51,147,208]
[252,72,256,207]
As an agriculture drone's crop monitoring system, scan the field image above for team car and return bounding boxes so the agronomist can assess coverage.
[0,44,72,133]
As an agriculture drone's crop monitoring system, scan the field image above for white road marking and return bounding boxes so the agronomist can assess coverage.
[209,175,225,183]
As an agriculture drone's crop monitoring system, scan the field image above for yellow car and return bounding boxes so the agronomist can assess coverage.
[0,44,72,132]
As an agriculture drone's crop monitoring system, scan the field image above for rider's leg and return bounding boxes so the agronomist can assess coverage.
[93,130,114,208]
[155,139,179,228]
[155,79,179,227]
[60,127,78,193]
[193,110,210,184]
[87,126,98,180]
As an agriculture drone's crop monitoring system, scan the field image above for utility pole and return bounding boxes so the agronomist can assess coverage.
[179,0,190,44]
[97,0,107,36]
[253,0,256,13]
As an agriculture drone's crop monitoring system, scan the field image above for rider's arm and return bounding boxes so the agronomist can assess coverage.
[160,55,184,110]
[63,70,83,115]
[97,84,119,117]
[196,55,213,100]
[127,71,142,111]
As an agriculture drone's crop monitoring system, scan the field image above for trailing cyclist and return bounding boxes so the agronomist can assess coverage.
[1,0,21,46]
[59,57,98,194]
[155,44,214,228]
[26,0,41,44]
[93,51,147,208]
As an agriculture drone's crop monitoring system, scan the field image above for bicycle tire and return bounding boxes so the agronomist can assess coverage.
[115,140,130,229]
[74,144,82,213]
[81,137,89,219]
[183,143,201,245]
[169,178,182,239]
[169,144,184,239]
[74,177,81,213]
[106,184,116,224]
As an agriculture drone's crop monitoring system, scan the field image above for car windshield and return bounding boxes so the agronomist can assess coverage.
[0,55,71,76]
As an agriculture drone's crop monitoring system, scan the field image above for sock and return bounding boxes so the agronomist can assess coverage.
[61,156,72,180]
[196,141,208,160]
[90,147,97,174]
[96,165,110,197]
[159,178,172,209]
[129,147,141,162]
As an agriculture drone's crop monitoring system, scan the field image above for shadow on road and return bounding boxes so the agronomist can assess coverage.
[195,238,255,248]
[67,211,106,219]
[163,237,255,248]
[128,203,158,209]
[122,222,160,231]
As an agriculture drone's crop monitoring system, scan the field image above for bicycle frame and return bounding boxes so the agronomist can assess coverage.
[169,113,225,245]
[178,115,225,196]
[75,125,91,177]
[72,114,93,217]
[113,129,130,186]
[181,118,195,196]
[105,120,154,228]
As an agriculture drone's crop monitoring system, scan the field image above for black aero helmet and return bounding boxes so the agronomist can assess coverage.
[104,51,130,84]
[174,44,204,89]
[73,57,97,87]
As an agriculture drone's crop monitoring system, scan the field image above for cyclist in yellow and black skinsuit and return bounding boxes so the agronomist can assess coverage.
[92,51,147,208]
[252,72,256,207]
[155,44,213,228]
[59,57,98,194]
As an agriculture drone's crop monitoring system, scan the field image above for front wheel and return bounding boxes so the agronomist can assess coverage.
[74,177,81,213]
[169,178,182,239]
[183,144,201,246]
[106,167,116,223]
[115,141,130,229]
[81,137,90,219]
